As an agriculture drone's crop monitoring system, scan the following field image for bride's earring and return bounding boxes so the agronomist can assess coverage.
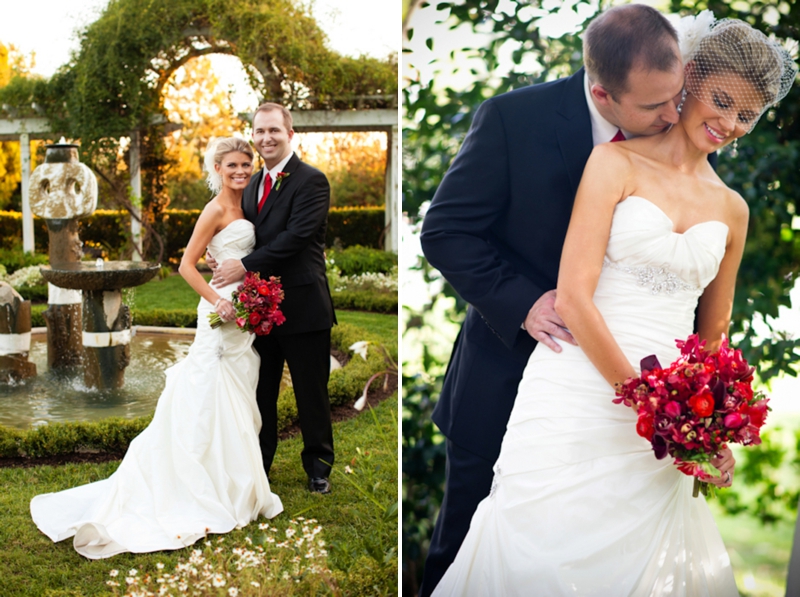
[730,138,739,158]
[676,89,687,114]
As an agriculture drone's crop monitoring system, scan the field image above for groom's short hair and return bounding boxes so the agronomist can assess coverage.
[253,102,293,131]
[583,4,679,98]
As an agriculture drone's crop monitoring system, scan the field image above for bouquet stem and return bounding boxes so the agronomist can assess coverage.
[208,313,223,329]
[692,477,709,498]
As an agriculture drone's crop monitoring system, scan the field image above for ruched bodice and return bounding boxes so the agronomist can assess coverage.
[207,219,256,263]
[433,196,738,596]
[595,196,728,370]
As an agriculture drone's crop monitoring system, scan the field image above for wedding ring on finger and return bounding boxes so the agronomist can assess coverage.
[725,471,731,484]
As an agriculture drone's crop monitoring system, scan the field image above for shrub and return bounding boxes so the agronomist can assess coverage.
[0,245,49,273]
[0,416,152,458]
[327,207,385,249]
[131,308,198,328]
[333,291,397,313]
[328,244,397,276]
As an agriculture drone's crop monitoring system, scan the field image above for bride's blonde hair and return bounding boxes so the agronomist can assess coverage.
[203,137,254,195]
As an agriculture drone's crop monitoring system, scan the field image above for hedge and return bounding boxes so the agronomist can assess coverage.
[0,322,393,457]
[0,206,387,262]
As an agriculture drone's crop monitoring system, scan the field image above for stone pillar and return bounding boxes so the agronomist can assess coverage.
[20,133,34,254]
[0,283,36,382]
[130,130,143,262]
[82,289,131,389]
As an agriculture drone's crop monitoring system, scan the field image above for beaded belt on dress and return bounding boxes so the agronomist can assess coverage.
[602,257,702,296]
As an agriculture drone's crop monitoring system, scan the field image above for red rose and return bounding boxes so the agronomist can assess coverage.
[249,312,262,326]
[258,284,270,296]
[636,413,655,440]
[688,390,714,418]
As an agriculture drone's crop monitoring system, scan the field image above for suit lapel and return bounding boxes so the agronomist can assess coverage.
[555,68,594,201]
[243,170,263,223]
[254,153,301,227]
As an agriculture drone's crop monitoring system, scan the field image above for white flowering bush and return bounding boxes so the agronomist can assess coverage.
[6,265,44,289]
[105,518,336,596]
[333,266,397,294]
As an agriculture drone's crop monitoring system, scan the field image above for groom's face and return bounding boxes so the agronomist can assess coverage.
[252,110,294,169]
[600,63,685,136]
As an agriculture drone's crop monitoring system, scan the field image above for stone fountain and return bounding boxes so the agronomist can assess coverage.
[31,142,160,389]
[0,282,36,382]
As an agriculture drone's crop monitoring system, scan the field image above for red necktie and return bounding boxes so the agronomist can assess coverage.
[611,129,626,143]
[257,172,272,213]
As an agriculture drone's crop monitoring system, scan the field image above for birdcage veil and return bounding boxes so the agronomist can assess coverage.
[677,12,798,133]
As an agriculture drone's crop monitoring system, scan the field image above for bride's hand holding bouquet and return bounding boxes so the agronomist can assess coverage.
[614,334,769,496]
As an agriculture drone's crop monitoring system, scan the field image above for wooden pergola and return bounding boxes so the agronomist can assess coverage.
[0,108,398,255]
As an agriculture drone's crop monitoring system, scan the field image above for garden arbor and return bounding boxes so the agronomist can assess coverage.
[0,0,397,257]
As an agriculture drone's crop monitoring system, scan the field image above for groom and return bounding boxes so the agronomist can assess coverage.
[213,102,336,494]
[418,5,690,595]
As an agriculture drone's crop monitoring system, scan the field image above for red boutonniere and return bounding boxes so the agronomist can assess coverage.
[274,171,290,191]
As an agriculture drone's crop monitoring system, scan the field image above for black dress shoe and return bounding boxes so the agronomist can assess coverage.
[308,477,331,494]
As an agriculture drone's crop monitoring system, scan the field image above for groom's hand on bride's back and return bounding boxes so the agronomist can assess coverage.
[211,259,245,286]
[523,289,577,353]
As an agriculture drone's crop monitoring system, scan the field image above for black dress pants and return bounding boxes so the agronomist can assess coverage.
[418,438,495,597]
[254,328,334,479]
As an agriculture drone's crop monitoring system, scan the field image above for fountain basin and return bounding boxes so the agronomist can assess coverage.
[40,261,161,291]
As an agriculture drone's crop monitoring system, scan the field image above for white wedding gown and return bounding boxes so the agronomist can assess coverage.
[433,197,739,596]
[30,219,283,559]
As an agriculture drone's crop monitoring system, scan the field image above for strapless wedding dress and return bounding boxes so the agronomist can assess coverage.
[30,219,283,559]
[433,197,739,596]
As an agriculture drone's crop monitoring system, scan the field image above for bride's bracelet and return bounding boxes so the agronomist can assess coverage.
[214,297,225,310]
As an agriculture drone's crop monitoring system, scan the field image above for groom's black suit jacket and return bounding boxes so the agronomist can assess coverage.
[240,153,336,333]
[421,68,594,462]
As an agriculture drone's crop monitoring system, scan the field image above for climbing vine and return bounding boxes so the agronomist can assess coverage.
[0,0,397,259]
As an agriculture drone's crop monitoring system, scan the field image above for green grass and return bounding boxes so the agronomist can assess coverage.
[127,273,206,312]
[336,310,397,343]
[1,397,397,596]
[712,503,795,597]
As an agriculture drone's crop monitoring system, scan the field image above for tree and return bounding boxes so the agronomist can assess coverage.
[303,133,387,207]
[402,1,800,592]
[0,42,41,211]
[161,56,244,210]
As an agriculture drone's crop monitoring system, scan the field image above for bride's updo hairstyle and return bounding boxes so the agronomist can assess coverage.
[203,137,254,195]
[680,14,797,132]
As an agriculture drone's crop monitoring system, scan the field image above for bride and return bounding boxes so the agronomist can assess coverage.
[30,137,283,559]
[432,17,796,596]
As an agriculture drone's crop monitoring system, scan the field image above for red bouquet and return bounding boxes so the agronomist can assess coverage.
[614,334,769,496]
[208,272,285,335]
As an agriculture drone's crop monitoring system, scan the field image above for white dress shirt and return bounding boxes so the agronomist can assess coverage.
[257,151,294,204]
[583,72,628,145]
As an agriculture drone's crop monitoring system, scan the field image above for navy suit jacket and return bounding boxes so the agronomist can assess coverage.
[421,69,595,461]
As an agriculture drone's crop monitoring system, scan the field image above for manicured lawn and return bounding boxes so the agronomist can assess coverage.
[127,273,207,311]
[1,397,397,596]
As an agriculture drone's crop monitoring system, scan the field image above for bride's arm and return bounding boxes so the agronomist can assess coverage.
[553,144,637,389]
[696,190,749,351]
[179,203,229,307]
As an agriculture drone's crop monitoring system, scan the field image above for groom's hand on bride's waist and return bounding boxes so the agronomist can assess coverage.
[211,259,245,287]
[523,289,577,353]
